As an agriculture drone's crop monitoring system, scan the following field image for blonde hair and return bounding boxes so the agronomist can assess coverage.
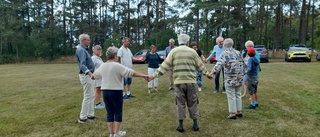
[92,45,102,51]
[150,45,156,50]
[122,37,130,43]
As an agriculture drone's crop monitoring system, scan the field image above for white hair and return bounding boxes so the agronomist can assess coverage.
[79,34,89,44]
[245,40,254,48]
[106,46,119,60]
[216,37,224,43]
[223,38,234,49]
[169,39,175,43]
[177,34,190,45]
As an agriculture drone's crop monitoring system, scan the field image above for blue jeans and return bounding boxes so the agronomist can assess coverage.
[102,90,123,122]
[215,68,225,91]
[196,71,202,87]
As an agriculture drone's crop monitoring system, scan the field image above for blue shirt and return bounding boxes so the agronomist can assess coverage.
[165,46,176,56]
[76,44,95,74]
[207,45,226,61]
[146,52,161,68]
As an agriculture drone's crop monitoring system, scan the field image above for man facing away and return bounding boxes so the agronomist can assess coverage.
[75,34,96,123]
[164,38,176,91]
[206,36,226,93]
[149,34,213,132]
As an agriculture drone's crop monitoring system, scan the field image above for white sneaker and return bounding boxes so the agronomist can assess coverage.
[109,134,114,137]
[198,88,202,92]
[114,131,126,137]
[148,90,151,94]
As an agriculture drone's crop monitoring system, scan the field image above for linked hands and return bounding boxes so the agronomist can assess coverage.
[142,75,155,82]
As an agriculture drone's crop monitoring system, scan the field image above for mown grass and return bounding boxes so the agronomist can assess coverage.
[0,60,320,137]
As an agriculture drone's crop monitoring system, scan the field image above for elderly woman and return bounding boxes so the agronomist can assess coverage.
[91,45,104,109]
[242,40,260,108]
[94,46,148,137]
[145,45,162,93]
[210,38,245,119]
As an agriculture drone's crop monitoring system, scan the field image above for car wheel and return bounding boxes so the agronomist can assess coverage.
[266,59,269,63]
[285,57,288,62]
[307,59,311,62]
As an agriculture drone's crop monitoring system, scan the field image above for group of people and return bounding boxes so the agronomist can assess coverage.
[75,33,261,137]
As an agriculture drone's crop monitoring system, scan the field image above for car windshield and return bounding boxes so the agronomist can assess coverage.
[254,48,265,51]
[135,51,147,56]
[288,47,308,51]
[290,44,306,48]
[156,50,165,56]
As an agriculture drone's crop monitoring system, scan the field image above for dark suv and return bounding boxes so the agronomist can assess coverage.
[254,45,269,62]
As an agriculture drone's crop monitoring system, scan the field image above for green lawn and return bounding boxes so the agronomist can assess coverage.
[0,60,320,137]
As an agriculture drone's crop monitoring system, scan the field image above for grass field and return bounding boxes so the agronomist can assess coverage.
[0,60,320,137]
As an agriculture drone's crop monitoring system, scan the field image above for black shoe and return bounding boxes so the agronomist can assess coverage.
[123,95,129,99]
[245,105,256,109]
[192,126,199,131]
[127,94,135,98]
[256,104,259,107]
[225,115,237,119]
[176,126,184,132]
[87,116,98,120]
[78,118,93,123]
[235,114,243,117]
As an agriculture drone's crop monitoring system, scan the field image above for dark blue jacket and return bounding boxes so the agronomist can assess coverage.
[246,57,259,76]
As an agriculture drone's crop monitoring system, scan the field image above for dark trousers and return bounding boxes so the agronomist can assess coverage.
[215,67,225,91]
[102,90,123,122]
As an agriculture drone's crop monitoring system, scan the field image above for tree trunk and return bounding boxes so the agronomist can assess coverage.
[273,2,281,58]
[299,0,307,44]
[126,0,130,37]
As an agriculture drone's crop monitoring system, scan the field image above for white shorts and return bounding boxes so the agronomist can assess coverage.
[95,79,102,88]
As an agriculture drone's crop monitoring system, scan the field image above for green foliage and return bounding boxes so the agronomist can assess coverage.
[148,29,178,50]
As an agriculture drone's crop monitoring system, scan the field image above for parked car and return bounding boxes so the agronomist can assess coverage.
[317,50,320,61]
[285,47,311,62]
[209,50,216,64]
[132,49,148,64]
[156,50,165,63]
[254,45,269,62]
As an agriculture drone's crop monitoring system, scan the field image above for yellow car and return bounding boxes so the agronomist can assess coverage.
[285,47,311,62]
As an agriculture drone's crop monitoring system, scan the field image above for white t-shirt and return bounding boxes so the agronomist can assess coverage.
[91,55,104,71]
[94,62,135,90]
[117,46,133,68]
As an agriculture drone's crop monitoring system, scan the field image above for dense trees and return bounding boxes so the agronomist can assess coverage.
[0,0,319,63]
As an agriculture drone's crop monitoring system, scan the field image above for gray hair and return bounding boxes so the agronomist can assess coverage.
[169,39,175,43]
[245,40,254,48]
[92,45,102,51]
[223,38,234,49]
[106,46,119,60]
[177,34,190,45]
[79,34,89,44]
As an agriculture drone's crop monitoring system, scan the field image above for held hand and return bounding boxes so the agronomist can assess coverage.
[148,75,155,82]
[244,71,247,74]
[143,75,149,82]
[207,73,213,80]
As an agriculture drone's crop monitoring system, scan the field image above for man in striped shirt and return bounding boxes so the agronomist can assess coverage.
[148,34,213,133]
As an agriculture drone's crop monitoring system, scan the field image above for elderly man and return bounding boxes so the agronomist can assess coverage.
[210,38,245,119]
[164,38,176,90]
[76,34,96,123]
[117,37,136,99]
[242,40,260,108]
[149,34,213,132]
[207,37,226,93]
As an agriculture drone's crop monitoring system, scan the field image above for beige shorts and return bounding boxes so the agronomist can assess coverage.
[94,79,102,88]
